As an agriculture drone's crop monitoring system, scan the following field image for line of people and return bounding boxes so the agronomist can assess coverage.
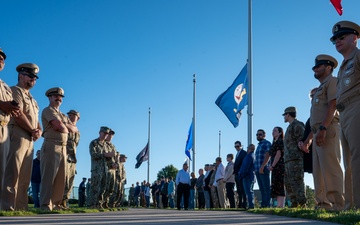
[0,50,82,211]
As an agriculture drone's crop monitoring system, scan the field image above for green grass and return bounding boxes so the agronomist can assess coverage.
[0,205,127,216]
[249,207,360,225]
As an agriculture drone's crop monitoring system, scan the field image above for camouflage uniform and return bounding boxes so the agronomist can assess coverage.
[89,133,109,208]
[103,141,117,208]
[284,118,306,207]
[117,161,126,206]
[63,129,80,206]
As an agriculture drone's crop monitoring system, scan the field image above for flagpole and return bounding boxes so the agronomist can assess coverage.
[147,107,151,183]
[218,130,221,157]
[247,0,253,146]
[192,74,196,173]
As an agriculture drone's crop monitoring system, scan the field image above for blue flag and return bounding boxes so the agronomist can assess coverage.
[185,121,193,160]
[135,142,149,169]
[215,64,248,128]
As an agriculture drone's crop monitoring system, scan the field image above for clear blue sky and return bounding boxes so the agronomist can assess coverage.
[1,0,358,191]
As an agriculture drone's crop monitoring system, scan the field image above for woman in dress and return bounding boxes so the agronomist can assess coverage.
[268,126,286,208]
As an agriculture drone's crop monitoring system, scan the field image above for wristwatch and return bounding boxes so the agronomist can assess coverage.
[319,125,327,131]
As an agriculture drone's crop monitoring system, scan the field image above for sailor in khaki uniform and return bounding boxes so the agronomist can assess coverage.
[309,55,344,211]
[331,20,360,210]
[1,63,42,211]
[0,48,20,209]
[40,87,77,211]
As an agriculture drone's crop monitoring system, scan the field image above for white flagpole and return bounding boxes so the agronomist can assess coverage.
[147,107,151,183]
[192,74,196,173]
[247,0,253,146]
[219,130,221,157]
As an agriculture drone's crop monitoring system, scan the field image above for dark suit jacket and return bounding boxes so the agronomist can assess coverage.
[233,149,247,175]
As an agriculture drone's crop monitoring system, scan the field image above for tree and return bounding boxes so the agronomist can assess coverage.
[157,164,178,181]
[305,185,316,208]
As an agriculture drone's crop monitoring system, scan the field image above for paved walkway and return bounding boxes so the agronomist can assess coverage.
[0,208,339,224]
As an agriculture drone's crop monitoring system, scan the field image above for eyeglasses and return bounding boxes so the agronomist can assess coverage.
[310,94,315,98]
[332,34,347,44]
[256,133,263,136]
[234,145,240,148]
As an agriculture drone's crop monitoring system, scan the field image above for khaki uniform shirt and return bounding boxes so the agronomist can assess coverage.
[41,106,68,142]
[337,48,360,104]
[310,76,339,127]
[9,85,39,134]
[0,79,13,123]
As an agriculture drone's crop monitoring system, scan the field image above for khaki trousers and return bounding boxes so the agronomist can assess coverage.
[313,122,344,211]
[63,161,76,200]
[40,140,66,211]
[0,125,10,210]
[1,126,33,210]
[216,180,227,208]
[340,101,360,209]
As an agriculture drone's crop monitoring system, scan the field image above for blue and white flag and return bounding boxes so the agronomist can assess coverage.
[185,121,193,160]
[135,142,149,169]
[215,64,248,128]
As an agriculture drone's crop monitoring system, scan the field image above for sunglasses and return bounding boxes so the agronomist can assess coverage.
[332,34,347,44]
[256,134,263,136]
[234,145,240,148]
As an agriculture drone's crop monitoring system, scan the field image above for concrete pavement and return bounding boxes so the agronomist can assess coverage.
[0,208,339,224]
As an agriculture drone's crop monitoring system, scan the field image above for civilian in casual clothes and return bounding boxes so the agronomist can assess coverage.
[168,176,175,208]
[215,157,226,208]
[78,177,87,207]
[161,178,169,208]
[175,163,191,210]
[268,126,286,208]
[239,144,256,209]
[31,150,41,208]
[150,182,158,208]
[233,141,247,208]
[224,153,235,208]
[145,182,151,208]
[254,129,272,208]
[203,164,213,209]
[155,180,161,208]
[196,168,205,209]
[134,182,141,207]
[189,172,197,209]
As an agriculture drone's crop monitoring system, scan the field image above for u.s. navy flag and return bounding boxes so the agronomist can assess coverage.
[215,64,248,128]
[135,142,149,169]
[185,121,193,160]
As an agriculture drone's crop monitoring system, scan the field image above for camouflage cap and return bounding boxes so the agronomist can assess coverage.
[312,54,338,70]
[67,109,80,119]
[45,87,65,97]
[99,126,110,133]
[0,48,6,60]
[16,63,40,79]
[120,154,127,158]
[282,106,296,115]
[330,20,360,42]
[109,129,115,135]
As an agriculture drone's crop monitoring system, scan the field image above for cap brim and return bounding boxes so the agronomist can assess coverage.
[330,30,357,42]
[0,52,6,60]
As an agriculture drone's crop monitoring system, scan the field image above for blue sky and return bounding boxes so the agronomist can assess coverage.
[1,0,357,191]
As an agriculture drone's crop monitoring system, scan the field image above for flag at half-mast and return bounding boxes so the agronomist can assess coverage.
[215,64,248,128]
[135,142,149,169]
[185,121,193,160]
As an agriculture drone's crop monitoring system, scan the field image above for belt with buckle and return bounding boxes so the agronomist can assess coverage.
[336,94,360,112]
[0,120,8,126]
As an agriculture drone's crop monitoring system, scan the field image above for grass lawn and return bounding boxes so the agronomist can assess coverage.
[249,207,360,225]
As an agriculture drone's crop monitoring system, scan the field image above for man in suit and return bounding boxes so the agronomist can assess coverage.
[233,140,247,208]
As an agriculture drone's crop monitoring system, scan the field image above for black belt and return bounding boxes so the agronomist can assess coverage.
[216,178,223,182]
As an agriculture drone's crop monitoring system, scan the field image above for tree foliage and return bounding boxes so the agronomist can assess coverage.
[157,164,178,181]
